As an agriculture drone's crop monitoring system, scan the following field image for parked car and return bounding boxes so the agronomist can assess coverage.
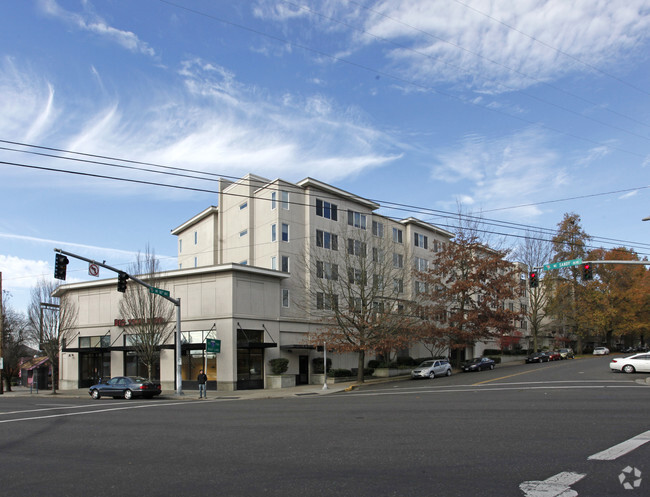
[610,353,650,374]
[89,376,162,400]
[593,347,610,355]
[547,351,561,361]
[411,359,452,379]
[559,348,575,359]
[525,352,549,363]
[462,357,495,372]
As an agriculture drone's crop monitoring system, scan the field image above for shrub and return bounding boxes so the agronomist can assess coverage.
[269,358,289,375]
[312,357,332,374]
[395,356,417,367]
[367,359,381,369]
[327,368,353,378]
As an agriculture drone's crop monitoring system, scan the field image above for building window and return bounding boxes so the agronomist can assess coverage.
[271,191,276,210]
[316,292,338,310]
[282,289,290,308]
[414,233,428,249]
[194,257,198,268]
[347,239,366,257]
[316,230,338,250]
[393,278,404,294]
[372,247,384,263]
[271,256,277,270]
[271,224,277,242]
[240,229,248,237]
[281,190,289,210]
[347,210,366,229]
[281,223,289,242]
[194,231,198,245]
[372,221,384,238]
[414,257,428,271]
[316,199,338,221]
[179,239,182,253]
[393,253,403,269]
[240,201,248,210]
[414,281,427,294]
[348,268,366,286]
[392,228,403,243]
[317,261,338,280]
[281,255,290,273]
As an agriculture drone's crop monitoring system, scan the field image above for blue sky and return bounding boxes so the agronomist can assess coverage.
[1,0,650,314]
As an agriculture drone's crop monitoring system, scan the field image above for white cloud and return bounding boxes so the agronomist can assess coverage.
[0,254,51,289]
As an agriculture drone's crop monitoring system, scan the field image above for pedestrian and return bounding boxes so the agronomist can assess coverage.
[197,369,208,399]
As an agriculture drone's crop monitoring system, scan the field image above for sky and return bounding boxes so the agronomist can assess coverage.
[1,0,650,315]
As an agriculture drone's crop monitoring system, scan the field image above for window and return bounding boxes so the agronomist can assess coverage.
[271,256,277,270]
[392,227,403,243]
[282,289,290,308]
[393,278,404,294]
[179,239,182,253]
[347,239,366,257]
[194,257,198,268]
[414,281,427,294]
[271,224,277,242]
[317,261,338,280]
[373,275,384,291]
[372,247,384,263]
[240,229,248,237]
[414,257,428,271]
[281,190,289,209]
[240,201,248,210]
[281,223,289,242]
[372,221,384,238]
[281,255,290,272]
[194,231,198,245]
[393,253,403,269]
[316,230,338,250]
[347,210,366,229]
[316,292,338,310]
[316,199,338,221]
[414,233,428,249]
[348,268,366,286]
[271,191,276,210]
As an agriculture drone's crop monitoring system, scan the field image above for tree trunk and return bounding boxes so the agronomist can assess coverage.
[357,350,365,383]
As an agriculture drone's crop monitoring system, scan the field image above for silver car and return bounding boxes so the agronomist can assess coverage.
[411,359,452,379]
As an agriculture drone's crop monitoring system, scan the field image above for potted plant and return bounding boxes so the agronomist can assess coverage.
[267,358,295,388]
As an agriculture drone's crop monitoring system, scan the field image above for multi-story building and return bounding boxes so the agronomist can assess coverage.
[55,173,527,392]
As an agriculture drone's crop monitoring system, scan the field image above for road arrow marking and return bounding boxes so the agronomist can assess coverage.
[519,471,586,497]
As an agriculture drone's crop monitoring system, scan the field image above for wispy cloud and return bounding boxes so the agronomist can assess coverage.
[39,0,155,57]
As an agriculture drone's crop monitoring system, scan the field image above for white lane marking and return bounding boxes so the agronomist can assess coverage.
[588,430,650,460]
[0,398,228,424]
[519,471,586,497]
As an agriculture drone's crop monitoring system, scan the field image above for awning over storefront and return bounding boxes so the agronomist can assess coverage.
[20,356,49,370]
[280,344,315,350]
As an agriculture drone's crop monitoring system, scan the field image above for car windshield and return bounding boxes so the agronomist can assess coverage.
[418,361,434,368]
[468,358,481,364]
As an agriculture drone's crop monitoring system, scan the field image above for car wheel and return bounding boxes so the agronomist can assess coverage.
[124,389,133,400]
[446,369,452,377]
[623,365,636,374]
[428,371,435,379]
[91,389,100,400]
[489,364,494,370]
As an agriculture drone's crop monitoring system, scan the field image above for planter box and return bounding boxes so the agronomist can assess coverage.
[310,374,354,385]
[372,368,412,378]
[267,374,296,389]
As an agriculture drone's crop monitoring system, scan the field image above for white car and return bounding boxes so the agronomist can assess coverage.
[593,347,610,355]
[411,359,452,379]
[610,353,650,374]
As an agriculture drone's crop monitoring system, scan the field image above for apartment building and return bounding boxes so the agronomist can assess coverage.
[55,173,526,392]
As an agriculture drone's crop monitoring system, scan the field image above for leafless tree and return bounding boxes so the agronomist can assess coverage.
[118,246,174,380]
[27,279,77,394]
[1,290,29,392]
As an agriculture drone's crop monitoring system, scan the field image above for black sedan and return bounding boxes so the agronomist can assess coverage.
[526,352,550,363]
[89,376,162,400]
[462,357,496,372]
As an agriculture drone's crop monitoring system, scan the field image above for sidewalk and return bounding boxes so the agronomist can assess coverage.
[0,377,402,401]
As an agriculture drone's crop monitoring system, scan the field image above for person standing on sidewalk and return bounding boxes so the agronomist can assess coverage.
[197,369,208,399]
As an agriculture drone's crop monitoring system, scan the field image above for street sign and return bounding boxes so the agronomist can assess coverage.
[88,263,100,277]
[206,339,221,353]
[543,258,582,271]
[149,287,170,298]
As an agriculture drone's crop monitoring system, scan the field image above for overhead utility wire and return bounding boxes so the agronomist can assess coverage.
[282,0,650,140]
[3,153,649,256]
[451,0,650,98]
[3,139,650,250]
[157,0,648,161]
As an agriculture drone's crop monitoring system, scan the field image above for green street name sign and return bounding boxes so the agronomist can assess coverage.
[206,339,221,354]
[149,287,170,298]
[543,258,582,271]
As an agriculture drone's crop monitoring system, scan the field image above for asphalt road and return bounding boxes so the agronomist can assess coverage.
[1,356,648,497]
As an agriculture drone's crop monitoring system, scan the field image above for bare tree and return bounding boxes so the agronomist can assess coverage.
[514,230,554,352]
[302,223,418,382]
[27,279,77,394]
[1,290,29,392]
[118,246,174,380]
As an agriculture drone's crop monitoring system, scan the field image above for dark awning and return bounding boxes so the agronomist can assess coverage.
[280,344,315,350]
[238,342,277,349]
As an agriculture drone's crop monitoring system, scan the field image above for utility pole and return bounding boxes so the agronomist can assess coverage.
[0,272,4,394]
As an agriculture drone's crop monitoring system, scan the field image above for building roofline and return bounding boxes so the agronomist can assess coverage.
[296,177,380,210]
[170,206,218,235]
[399,217,455,238]
[52,263,289,297]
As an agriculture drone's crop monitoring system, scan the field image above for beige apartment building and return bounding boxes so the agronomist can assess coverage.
[55,173,529,392]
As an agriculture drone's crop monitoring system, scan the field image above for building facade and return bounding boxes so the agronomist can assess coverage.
[55,173,530,392]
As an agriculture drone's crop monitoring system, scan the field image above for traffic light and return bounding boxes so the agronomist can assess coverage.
[529,271,538,288]
[583,263,593,280]
[54,253,69,280]
[117,272,129,293]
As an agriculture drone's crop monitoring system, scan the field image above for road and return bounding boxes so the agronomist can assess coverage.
[1,356,648,497]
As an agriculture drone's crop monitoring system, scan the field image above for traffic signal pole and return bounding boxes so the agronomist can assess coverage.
[53,249,184,396]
